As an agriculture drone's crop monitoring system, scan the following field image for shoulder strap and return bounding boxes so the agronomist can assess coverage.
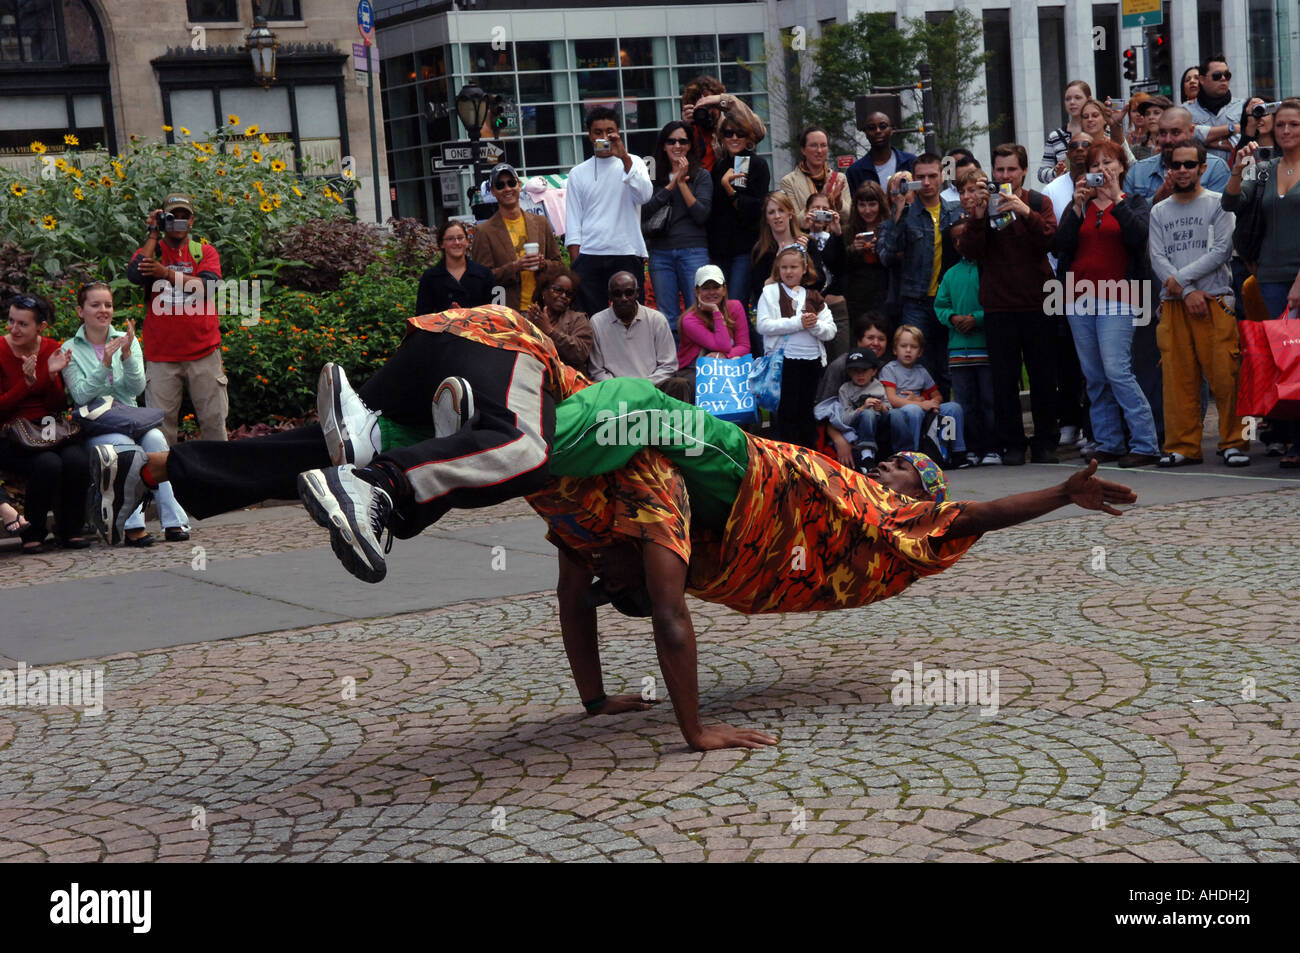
[1025,189,1045,213]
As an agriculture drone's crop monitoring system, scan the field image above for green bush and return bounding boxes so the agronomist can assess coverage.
[1,122,358,284]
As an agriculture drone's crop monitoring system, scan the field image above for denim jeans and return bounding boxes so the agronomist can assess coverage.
[648,246,711,335]
[1066,306,1159,455]
[719,253,752,311]
[890,402,966,453]
[949,364,995,456]
[901,297,950,399]
[88,429,190,530]
[848,408,884,449]
[1257,281,1292,320]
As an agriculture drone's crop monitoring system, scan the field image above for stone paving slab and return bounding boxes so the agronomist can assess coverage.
[1,480,1298,862]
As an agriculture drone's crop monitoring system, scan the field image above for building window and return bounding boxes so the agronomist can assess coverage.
[982,9,1014,148]
[262,0,302,20]
[0,0,59,63]
[186,0,238,22]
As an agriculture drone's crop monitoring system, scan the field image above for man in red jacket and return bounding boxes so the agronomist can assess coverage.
[127,193,227,445]
[956,144,1059,466]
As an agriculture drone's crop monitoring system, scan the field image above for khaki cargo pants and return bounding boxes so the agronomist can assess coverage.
[145,348,229,445]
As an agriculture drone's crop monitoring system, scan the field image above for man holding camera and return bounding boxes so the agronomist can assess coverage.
[956,144,1060,466]
[565,107,653,319]
[877,153,961,398]
[126,193,227,444]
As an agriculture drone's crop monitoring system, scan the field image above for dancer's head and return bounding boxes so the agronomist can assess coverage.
[867,453,947,503]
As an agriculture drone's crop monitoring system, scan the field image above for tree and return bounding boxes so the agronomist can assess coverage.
[761,10,999,159]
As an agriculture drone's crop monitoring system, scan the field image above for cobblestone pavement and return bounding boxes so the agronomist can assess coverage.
[1,488,1298,862]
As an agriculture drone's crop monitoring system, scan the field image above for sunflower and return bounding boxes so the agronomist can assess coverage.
[162,125,173,132]
[64,133,79,146]
[41,215,57,230]
[332,191,344,205]
[259,133,270,145]
[54,157,67,171]
[99,175,112,186]
[291,185,303,197]
[180,126,191,136]
[217,167,227,176]
[270,158,286,173]
[30,141,47,155]
[232,144,243,158]
[271,193,282,208]
[259,198,273,213]
[68,167,83,179]
[227,114,240,126]
[251,151,263,163]
[244,124,259,136]
[9,183,25,197]
[73,187,84,200]
[342,168,355,179]
[195,155,208,163]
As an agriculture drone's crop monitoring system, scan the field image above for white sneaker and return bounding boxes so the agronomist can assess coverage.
[297,465,394,584]
[318,364,381,467]
[1058,425,1080,447]
[88,444,151,545]
[979,452,1002,466]
[433,376,475,437]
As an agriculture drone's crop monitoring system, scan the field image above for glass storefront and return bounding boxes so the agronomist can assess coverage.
[382,28,769,225]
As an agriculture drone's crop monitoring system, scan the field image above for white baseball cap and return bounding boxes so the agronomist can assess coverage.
[694,264,726,287]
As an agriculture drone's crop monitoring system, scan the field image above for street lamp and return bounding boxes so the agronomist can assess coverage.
[246,16,278,89]
[455,83,489,143]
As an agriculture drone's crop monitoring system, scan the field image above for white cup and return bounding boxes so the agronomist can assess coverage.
[523,242,540,269]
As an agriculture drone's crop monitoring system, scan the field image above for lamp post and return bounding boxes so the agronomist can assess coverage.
[455,83,490,143]
[246,15,278,89]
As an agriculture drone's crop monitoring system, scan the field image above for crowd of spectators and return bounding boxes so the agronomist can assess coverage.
[5,58,1299,554]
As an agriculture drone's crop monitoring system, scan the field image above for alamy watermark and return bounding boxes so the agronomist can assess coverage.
[151,278,262,326]
[1042,274,1153,326]
[890,661,1000,716]
[593,403,709,457]
[0,661,104,716]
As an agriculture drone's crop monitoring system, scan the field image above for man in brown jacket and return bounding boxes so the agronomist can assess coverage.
[956,143,1059,466]
[471,163,562,312]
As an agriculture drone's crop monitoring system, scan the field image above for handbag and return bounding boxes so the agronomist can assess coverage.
[1232,159,1271,266]
[1237,308,1300,420]
[2,413,82,453]
[642,198,672,240]
[74,396,166,441]
[747,339,786,413]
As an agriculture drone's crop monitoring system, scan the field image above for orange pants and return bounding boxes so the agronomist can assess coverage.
[1155,296,1246,458]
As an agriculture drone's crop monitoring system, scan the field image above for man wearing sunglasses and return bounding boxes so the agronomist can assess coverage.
[846,112,916,195]
[1184,55,1245,165]
[1147,139,1247,469]
[470,163,561,313]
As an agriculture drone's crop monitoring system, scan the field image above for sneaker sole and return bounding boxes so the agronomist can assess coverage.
[433,378,474,436]
[318,365,354,467]
[297,470,386,584]
[90,445,119,545]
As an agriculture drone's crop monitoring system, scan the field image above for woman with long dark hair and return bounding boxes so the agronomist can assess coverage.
[642,119,713,335]
[707,102,769,308]
[841,181,891,320]
[1180,67,1200,104]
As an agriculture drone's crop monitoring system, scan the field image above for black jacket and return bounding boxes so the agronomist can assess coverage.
[1053,192,1151,284]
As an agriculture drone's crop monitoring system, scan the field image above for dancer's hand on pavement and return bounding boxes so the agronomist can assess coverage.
[591,694,659,716]
[1065,459,1137,515]
[689,724,779,751]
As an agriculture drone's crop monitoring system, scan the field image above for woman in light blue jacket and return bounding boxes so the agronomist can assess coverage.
[62,282,189,545]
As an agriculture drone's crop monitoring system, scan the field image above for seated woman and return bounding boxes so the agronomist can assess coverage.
[0,293,89,552]
[674,264,750,398]
[415,221,496,315]
[523,266,594,371]
[63,282,191,545]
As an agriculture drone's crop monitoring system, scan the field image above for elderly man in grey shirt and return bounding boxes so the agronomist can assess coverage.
[588,271,677,384]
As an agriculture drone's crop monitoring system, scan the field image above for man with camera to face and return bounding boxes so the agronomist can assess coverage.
[126,193,227,444]
[877,154,961,399]
[565,107,653,319]
[956,144,1060,466]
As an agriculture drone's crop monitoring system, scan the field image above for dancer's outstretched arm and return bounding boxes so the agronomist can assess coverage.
[948,460,1137,538]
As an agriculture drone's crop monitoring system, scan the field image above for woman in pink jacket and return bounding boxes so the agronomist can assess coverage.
[677,265,751,363]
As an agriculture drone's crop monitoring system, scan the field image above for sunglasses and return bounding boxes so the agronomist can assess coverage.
[721,129,744,139]
[494,178,518,188]
[665,138,690,145]
[609,288,638,299]
[1208,70,1231,81]
[12,294,39,310]
[1168,159,1201,170]
[1068,141,1090,150]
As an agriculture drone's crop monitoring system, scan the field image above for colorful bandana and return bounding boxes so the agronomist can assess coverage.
[892,452,947,504]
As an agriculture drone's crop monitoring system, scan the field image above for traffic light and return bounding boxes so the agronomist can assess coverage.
[1123,47,1138,82]
[1149,28,1169,73]
[490,94,508,132]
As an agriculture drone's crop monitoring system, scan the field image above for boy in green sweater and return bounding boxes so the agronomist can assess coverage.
[935,219,997,464]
